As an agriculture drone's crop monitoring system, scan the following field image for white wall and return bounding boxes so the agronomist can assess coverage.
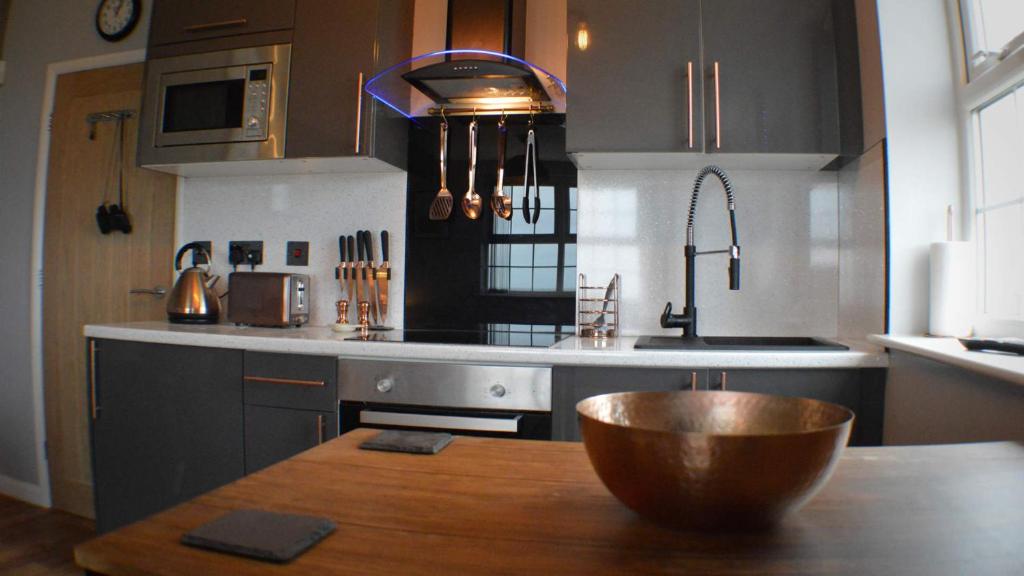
[576,169,841,337]
[877,0,962,334]
[0,0,152,503]
[179,174,407,327]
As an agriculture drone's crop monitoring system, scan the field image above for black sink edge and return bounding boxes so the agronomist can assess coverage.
[633,336,849,352]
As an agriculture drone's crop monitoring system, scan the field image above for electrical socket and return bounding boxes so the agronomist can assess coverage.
[191,241,212,266]
[286,241,309,266]
[228,241,264,268]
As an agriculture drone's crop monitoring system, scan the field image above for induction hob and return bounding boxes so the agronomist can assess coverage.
[346,328,571,348]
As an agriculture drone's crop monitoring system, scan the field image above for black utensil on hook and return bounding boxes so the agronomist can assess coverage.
[521,115,540,224]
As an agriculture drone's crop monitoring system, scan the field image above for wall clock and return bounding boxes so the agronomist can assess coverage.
[96,0,141,42]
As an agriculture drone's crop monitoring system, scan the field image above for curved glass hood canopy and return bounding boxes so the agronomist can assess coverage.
[365,49,567,119]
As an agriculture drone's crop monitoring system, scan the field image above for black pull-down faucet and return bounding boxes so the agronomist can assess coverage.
[660,165,741,338]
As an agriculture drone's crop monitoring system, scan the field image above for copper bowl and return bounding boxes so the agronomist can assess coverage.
[577,390,854,530]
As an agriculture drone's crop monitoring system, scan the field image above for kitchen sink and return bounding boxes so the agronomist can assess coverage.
[634,336,848,351]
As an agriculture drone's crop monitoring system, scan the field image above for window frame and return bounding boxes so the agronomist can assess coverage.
[950,0,1024,333]
[484,184,578,295]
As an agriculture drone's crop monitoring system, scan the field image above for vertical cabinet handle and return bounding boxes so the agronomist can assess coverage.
[354,72,364,154]
[713,61,721,150]
[687,61,694,149]
[719,371,728,391]
[316,414,325,445]
[689,371,698,391]
[89,340,98,420]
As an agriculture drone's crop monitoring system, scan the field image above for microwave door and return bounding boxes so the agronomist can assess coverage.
[156,65,264,147]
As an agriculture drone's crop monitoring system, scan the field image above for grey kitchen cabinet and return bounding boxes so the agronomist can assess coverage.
[554,366,885,446]
[566,0,702,153]
[89,339,244,533]
[709,368,885,446]
[285,0,412,167]
[552,367,708,441]
[149,0,296,49]
[244,405,337,474]
[567,0,839,157]
[701,0,839,154]
[242,351,339,474]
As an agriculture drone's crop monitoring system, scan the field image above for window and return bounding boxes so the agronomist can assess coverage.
[958,1,1024,325]
[960,0,1024,80]
[973,83,1024,320]
[486,186,577,293]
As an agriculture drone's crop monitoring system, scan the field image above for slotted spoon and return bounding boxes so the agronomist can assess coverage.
[428,120,452,221]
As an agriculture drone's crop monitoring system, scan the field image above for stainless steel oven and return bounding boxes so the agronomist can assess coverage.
[139,44,290,166]
[338,359,552,440]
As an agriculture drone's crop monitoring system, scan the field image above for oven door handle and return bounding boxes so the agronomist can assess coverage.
[359,410,522,434]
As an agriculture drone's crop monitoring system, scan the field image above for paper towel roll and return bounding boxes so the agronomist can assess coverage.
[929,241,975,337]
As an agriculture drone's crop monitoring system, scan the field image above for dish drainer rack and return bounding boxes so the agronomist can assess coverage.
[576,273,620,338]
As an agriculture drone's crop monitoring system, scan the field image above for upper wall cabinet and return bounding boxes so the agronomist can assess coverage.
[141,0,412,176]
[567,0,843,170]
[149,0,296,48]
[285,0,411,166]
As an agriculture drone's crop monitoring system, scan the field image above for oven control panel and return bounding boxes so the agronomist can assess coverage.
[339,359,551,412]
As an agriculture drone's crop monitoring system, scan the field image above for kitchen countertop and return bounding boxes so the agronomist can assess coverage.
[75,428,1024,575]
[869,334,1024,385]
[84,322,888,369]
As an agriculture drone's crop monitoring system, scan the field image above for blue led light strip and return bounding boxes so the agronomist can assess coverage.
[363,49,568,120]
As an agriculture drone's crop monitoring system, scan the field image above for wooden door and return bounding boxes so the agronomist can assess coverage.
[43,64,177,518]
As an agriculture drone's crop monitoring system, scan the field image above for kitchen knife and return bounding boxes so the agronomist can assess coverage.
[337,235,346,286]
[354,233,364,309]
[364,230,379,325]
[377,230,390,325]
[346,235,356,310]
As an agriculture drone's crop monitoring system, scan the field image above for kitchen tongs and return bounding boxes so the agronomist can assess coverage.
[521,118,540,224]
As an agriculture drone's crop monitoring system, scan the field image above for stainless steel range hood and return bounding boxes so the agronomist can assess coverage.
[366,0,565,117]
[402,57,550,109]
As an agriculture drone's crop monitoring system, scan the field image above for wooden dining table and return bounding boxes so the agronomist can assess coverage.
[75,428,1024,575]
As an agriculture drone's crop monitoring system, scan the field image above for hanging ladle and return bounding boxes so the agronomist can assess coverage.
[490,114,513,220]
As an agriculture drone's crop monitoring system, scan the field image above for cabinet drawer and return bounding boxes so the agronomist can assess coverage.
[243,351,337,411]
[150,0,295,47]
[244,405,337,474]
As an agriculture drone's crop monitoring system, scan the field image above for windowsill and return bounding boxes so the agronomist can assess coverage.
[868,334,1024,386]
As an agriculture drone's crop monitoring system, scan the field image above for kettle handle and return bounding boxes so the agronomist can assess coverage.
[175,242,213,272]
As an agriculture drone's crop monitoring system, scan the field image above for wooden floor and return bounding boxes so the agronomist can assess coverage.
[0,495,94,575]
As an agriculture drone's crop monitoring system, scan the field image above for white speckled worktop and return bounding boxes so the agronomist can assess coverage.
[84,322,888,369]
[869,334,1024,385]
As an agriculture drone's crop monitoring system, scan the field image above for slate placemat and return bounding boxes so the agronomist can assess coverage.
[181,509,335,563]
[359,430,454,454]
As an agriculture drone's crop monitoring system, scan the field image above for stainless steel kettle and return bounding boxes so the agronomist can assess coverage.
[167,242,221,324]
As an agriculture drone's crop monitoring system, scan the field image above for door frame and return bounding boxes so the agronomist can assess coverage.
[24,49,147,508]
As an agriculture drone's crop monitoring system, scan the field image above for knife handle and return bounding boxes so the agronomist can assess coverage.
[364,230,375,266]
[380,231,389,276]
[338,236,346,279]
[356,231,367,279]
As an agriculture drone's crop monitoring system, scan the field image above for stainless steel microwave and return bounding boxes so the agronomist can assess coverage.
[138,44,290,167]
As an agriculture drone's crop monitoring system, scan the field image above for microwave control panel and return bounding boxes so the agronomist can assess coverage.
[244,65,271,140]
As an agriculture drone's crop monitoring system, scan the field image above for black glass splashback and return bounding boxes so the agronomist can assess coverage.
[404,114,577,331]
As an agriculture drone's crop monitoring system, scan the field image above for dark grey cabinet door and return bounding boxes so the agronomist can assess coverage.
[566,0,702,153]
[552,367,708,441]
[712,369,884,446]
[702,0,839,154]
[286,0,411,167]
[90,340,244,533]
[149,0,295,46]
[244,405,337,474]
